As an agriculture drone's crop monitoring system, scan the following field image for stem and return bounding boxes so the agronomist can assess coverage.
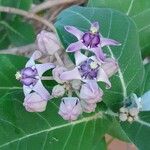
[31,0,79,13]
[0,6,55,31]
[0,44,36,54]
[41,76,53,80]
[54,52,64,66]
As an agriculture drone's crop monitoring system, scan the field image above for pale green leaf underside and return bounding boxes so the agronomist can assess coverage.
[87,0,150,56]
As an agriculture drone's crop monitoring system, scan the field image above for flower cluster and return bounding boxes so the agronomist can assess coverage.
[16,22,120,121]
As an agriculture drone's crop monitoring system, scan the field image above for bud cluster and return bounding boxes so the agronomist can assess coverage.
[119,107,139,123]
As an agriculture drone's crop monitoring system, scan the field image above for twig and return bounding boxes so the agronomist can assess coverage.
[0,6,55,31]
[54,52,64,66]
[31,0,79,13]
[0,44,36,54]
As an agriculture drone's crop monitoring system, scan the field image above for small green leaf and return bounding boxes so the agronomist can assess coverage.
[87,0,150,57]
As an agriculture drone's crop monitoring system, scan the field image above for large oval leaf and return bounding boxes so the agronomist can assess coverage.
[0,54,113,150]
[55,6,144,110]
[87,0,150,57]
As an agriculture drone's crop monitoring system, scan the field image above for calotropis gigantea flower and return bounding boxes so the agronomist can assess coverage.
[65,22,120,61]
[80,80,103,104]
[60,51,118,88]
[58,97,82,121]
[37,30,61,55]
[23,92,48,112]
[16,51,55,100]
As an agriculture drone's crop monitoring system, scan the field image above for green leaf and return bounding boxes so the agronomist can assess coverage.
[7,20,36,46]
[55,6,144,110]
[87,0,150,57]
[1,0,32,10]
[121,111,150,150]
[0,54,111,149]
[140,63,150,94]
[0,29,10,49]
[107,118,130,142]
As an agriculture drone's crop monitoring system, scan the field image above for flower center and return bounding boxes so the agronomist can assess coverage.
[16,67,38,86]
[82,32,100,48]
[78,59,99,80]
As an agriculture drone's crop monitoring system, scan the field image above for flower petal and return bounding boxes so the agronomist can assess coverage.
[90,47,106,61]
[32,80,51,100]
[64,26,84,40]
[101,38,121,47]
[23,85,32,96]
[75,51,88,66]
[25,51,42,67]
[97,68,111,88]
[35,63,55,77]
[60,67,81,81]
[66,41,84,52]
[90,22,99,31]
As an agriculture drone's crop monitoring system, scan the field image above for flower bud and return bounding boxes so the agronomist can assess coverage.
[119,113,127,122]
[23,92,47,112]
[52,85,65,97]
[102,58,118,77]
[127,116,134,123]
[58,97,82,121]
[52,66,67,84]
[71,80,81,90]
[80,80,103,104]
[119,107,128,113]
[129,107,139,117]
[36,30,61,55]
[81,100,96,113]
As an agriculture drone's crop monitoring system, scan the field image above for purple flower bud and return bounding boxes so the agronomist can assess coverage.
[52,66,67,84]
[102,58,118,77]
[58,97,82,121]
[80,80,103,104]
[37,30,61,55]
[52,85,65,97]
[81,100,97,113]
[71,80,81,90]
[23,92,47,112]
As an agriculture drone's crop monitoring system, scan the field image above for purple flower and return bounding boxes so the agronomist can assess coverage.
[65,22,120,61]
[60,51,112,88]
[16,51,55,100]
[79,80,103,104]
[23,92,47,112]
[58,97,82,121]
